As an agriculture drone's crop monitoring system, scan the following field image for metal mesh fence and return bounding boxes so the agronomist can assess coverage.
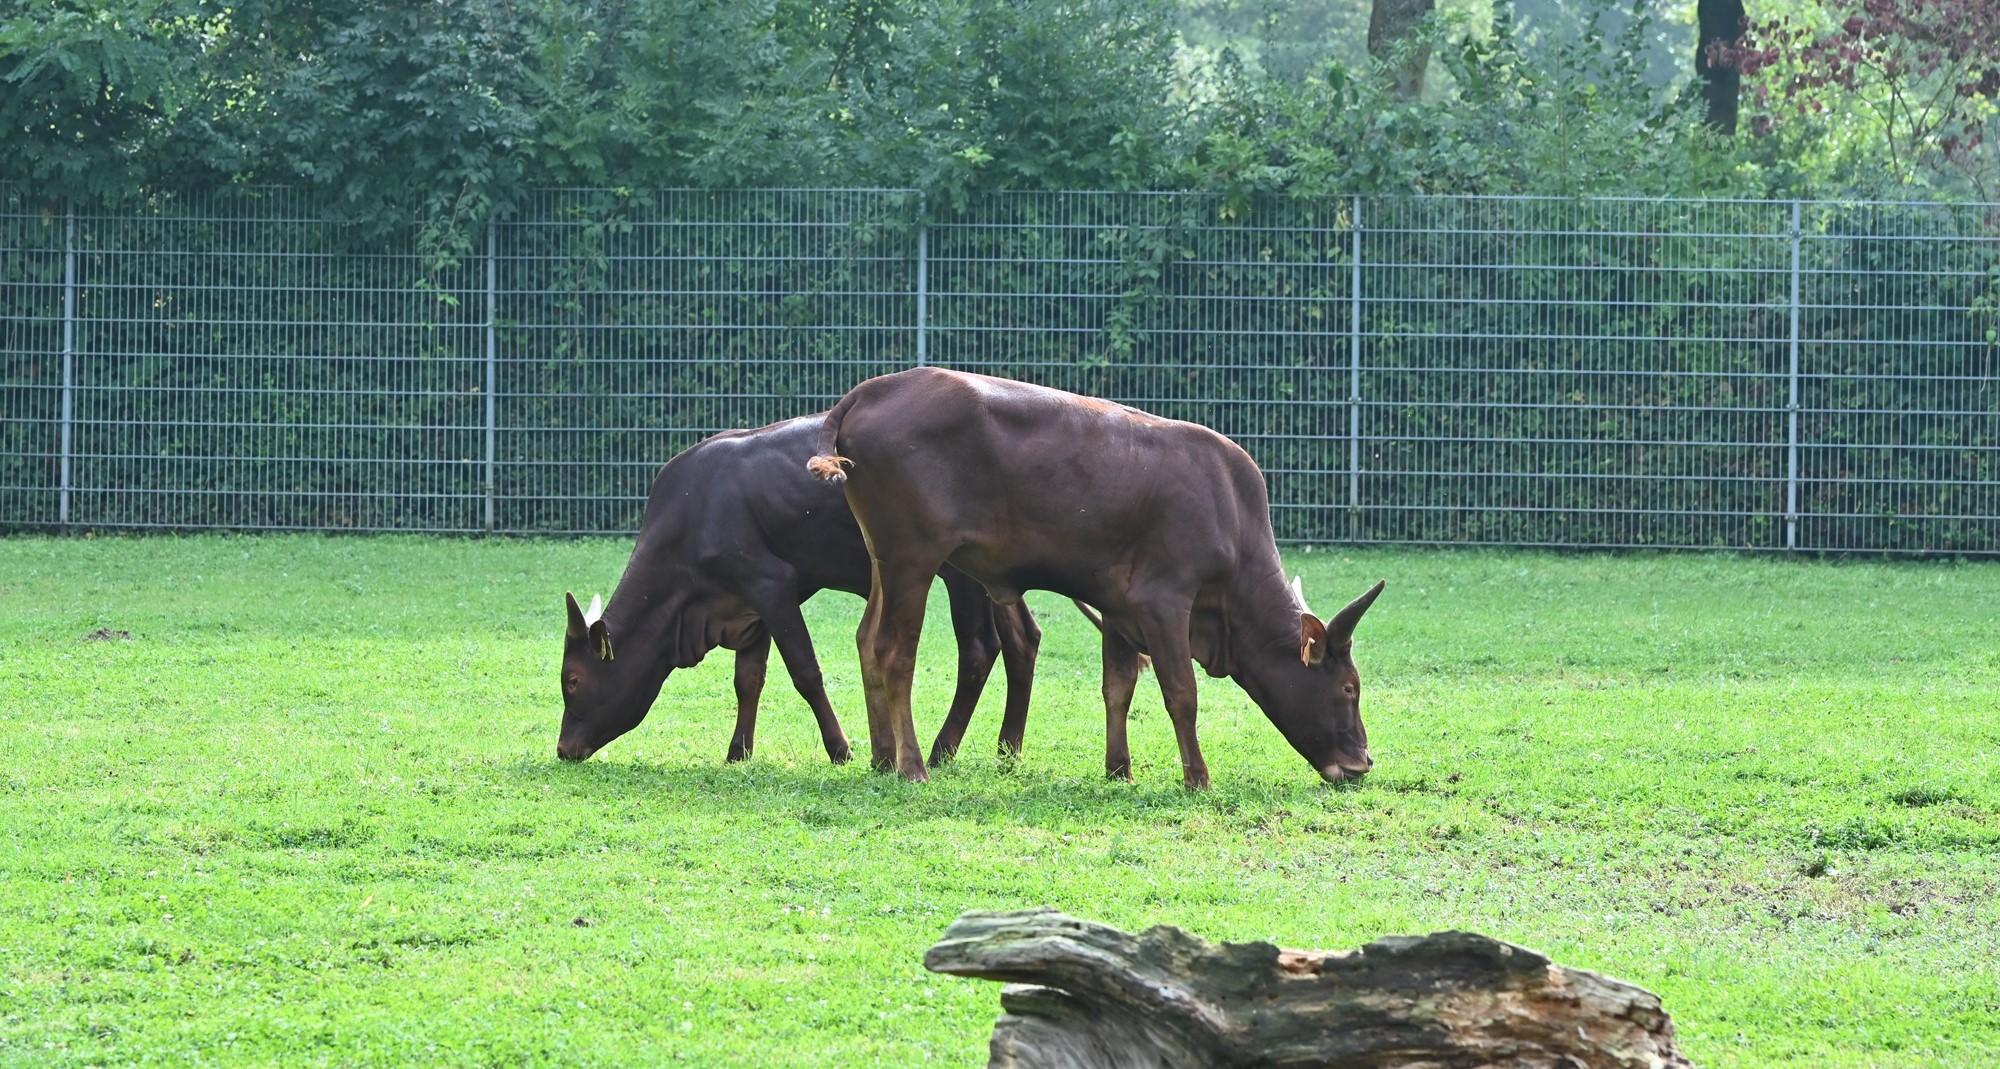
[4,186,487,531]
[1357,196,1796,549]
[495,189,919,532]
[3,185,1996,553]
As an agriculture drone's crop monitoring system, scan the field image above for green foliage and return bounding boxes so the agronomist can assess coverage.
[2,538,1998,1065]
[514,0,846,189]
[256,0,533,234]
[817,0,1190,205]
[1177,0,1372,84]
[1187,0,1762,199]
[0,0,220,197]
[0,0,1195,261]
[10,0,1996,208]
[1730,0,2000,199]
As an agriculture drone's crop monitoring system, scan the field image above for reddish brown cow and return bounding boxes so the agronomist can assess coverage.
[557,413,1040,766]
[809,368,1384,788]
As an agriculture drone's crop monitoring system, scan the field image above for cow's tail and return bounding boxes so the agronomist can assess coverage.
[806,388,863,483]
[1071,600,1153,673]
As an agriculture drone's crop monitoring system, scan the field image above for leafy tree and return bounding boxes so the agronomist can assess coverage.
[252,0,533,224]
[829,0,1189,202]
[1177,0,1371,84]
[1696,0,1746,131]
[515,0,846,189]
[1727,0,2000,194]
[1366,0,1434,97]
[0,0,219,197]
[1190,0,1754,202]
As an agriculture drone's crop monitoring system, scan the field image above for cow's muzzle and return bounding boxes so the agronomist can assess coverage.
[1318,752,1373,783]
[556,739,596,762]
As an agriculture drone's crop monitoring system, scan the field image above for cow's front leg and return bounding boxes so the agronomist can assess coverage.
[748,590,851,765]
[1139,604,1207,790]
[726,631,771,763]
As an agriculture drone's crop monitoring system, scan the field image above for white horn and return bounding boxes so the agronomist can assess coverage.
[584,594,604,626]
[1289,575,1311,614]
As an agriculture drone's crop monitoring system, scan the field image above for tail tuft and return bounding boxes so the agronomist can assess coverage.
[807,454,853,483]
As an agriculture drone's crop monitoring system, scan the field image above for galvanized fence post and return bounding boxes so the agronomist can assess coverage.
[58,199,77,528]
[1786,200,1803,551]
[1348,195,1364,524]
[484,214,498,532]
[915,193,929,368]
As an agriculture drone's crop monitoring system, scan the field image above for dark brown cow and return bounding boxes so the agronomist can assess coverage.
[808,368,1385,788]
[558,414,1041,765]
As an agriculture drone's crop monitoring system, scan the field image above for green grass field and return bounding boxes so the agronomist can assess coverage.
[1,535,1996,1067]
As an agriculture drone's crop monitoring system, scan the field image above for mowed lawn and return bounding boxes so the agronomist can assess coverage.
[1,535,1996,1068]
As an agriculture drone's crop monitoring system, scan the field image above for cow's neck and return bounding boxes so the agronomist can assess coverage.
[603,578,710,673]
[1219,560,1309,690]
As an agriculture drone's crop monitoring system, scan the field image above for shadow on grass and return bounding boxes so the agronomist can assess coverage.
[499,749,1376,832]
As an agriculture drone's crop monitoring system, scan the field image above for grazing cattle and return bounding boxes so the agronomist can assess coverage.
[808,368,1385,788]
[557,414,1041,765]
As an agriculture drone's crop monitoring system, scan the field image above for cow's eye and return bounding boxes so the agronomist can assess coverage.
[1343,684,1357,697]
[564,675,580,693]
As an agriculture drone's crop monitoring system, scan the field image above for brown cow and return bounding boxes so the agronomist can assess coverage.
[809,368,1384,788]
[558,413,1041,766]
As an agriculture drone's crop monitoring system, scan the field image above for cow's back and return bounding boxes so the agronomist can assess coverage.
[633,415,872,597]
[830,369,1270,602]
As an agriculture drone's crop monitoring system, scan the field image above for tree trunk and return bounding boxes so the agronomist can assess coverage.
[1367,0,1435,98]
[925,908,1696,1069]
[1696,0,1746,132]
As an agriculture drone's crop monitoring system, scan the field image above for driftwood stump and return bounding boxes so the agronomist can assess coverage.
[924,908,1694,1069]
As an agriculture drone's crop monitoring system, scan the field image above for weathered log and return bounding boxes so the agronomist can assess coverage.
[924,908,1694,1069]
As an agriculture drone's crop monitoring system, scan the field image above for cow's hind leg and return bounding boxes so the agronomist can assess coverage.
[1100,626,1142,781]
[857,560,934,782]
[929,568,1002,767]
[855,580,895,772]
[750,592,852,765]
[726,632,771,763]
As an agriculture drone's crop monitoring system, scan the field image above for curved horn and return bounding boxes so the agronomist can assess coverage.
[1325,580,1386,648]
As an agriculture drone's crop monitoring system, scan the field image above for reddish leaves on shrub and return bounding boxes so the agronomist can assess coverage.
[1714,0,2000,183]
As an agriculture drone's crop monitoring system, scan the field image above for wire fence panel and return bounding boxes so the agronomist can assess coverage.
[5,187,487,531]
[0,190,67,527]
[1795,202,2000,553]
[1358,197,1796,549]
[498,189,918,533]
[925,191,1354,543]
[2,185,1996,554]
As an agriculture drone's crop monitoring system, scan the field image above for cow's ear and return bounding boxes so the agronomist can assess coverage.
[1299,613,1327,666]
[565,591,588,641]
[589,618,615,662]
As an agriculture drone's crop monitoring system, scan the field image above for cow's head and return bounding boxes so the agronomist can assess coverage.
[1267,578,1385,784]
[556,590,656,761]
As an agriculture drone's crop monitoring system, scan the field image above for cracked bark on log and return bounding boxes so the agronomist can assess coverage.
[924,908,1695,1069]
